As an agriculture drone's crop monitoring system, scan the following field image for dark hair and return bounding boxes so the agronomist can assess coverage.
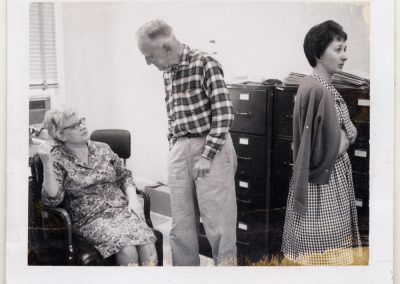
[303,20,347,67]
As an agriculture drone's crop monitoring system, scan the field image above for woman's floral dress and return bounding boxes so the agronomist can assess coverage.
[42,141,156,258]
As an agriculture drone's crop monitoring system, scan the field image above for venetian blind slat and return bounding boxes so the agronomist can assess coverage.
[29,2,58,89]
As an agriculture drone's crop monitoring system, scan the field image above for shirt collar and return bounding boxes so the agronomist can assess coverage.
[166,44,190,73]
[179,44,191,66]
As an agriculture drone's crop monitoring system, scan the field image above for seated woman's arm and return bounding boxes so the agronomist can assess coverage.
[38,142,65,207]
[107,145,144,217]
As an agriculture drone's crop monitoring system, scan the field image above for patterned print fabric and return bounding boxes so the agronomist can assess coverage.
[281,75,362,265]
[41,141,156,258]
[163,44,234,160]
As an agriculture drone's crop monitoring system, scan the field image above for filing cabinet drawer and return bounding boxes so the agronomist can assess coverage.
[270,180,290,209]
[235,178,266,200]
[353,121,370,149]
[237,236,268,265]
[236,195,266,211]
[229,86,270,135]
[271,138,293,183]
[348,147,369,173]
[339,88,370,123]
[356,206,369,246]
[198,233,212,258]
[267,208,286,254]
[272,87,296,137]
[237,214,267,243]
[231,132,267,179]
[352,172,369,201]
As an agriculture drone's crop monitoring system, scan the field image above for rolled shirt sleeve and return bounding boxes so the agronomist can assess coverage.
[201,59,234,160]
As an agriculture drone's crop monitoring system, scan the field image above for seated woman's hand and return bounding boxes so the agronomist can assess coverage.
[339,129,350,155]
[128,199,145,219]
[38,141,54,165]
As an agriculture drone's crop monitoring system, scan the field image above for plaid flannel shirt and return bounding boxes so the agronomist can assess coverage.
[163,45,234,160]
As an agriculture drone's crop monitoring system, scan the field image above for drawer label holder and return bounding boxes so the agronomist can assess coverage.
[239,93,250,101]
[238,222,248,231]
[239,138,249,145]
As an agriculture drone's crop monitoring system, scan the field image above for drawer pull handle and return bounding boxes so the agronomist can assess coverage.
[285,114,293,119]
[235,112,252,116]
[237,155,252,161]
[237,240,250,246]
[283,161,293,166]
[237,198,251,204]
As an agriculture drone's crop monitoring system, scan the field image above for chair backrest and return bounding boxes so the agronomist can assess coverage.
[31,154,44,195]
[90,129,131,160]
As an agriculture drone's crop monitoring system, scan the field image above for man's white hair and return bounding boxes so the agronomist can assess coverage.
[137,19,174,44]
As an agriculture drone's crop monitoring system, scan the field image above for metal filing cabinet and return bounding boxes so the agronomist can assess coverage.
[198,83,275,265]
[340,87,370,246]
[230,84,275,264]
[269,85,297,257]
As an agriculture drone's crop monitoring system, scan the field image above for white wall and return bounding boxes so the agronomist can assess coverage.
[61,2,370,185]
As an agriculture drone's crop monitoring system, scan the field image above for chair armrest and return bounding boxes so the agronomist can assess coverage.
[136,189,153,228]
[42,206,74,263]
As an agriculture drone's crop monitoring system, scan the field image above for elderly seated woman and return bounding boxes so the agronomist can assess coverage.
[38,105,157,266]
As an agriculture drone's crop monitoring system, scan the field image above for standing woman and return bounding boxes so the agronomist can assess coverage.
[281,20,362,265]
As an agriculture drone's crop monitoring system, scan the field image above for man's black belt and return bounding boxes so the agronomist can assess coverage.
[179,132,209,139]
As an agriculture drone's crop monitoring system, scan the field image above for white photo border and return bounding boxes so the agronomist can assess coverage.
[6,0,394,283]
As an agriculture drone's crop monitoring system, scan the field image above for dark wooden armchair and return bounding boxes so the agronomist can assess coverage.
[28,129,163,265]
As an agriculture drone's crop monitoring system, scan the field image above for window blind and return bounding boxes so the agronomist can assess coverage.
[29,2,58,90]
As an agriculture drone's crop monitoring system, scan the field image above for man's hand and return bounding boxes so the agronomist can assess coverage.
[125,185,144,219]
[193,156,212,179]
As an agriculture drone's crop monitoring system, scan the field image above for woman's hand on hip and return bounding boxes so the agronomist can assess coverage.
[339,129,350,155]
[348,121,358,145]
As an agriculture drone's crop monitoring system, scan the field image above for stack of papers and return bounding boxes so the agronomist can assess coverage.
[283,72,306,86]
[283,72,369,88]
[332,72,370,88]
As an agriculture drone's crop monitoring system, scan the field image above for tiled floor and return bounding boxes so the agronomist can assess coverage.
[150,211,215,266]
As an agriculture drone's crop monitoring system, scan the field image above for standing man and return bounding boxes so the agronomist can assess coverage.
[137,19,237,266]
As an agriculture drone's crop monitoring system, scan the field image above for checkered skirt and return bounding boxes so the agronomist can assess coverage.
[281,75,362,265]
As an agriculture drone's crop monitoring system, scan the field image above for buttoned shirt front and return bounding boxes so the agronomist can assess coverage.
[163,45,234,160]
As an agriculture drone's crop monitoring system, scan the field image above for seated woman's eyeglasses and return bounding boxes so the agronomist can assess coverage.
[63,118,86,131]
